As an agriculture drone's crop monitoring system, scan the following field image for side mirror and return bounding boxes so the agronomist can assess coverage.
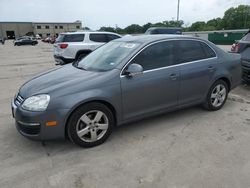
[125,63,143,77]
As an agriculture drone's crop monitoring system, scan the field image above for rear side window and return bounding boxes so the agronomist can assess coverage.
[107,34,120,42]
[131,41,176,71]
[89,34,108,42]
[178,40,209,63]
[200,42,216,58]
[56,34,84,42]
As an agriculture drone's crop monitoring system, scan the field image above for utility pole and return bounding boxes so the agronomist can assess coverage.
[177,0,180,22]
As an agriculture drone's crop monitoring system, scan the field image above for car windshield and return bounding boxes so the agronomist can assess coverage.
[76,41,140,71]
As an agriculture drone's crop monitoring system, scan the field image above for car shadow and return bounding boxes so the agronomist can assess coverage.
[36,106,208,152]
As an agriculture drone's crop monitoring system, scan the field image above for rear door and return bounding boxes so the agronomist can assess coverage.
[121,40,180,120]
[177,40,217,105]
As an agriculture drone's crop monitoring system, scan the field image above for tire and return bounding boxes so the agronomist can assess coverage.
[76,53,88,62]
[203,80,229,111]
[67,102,114,147]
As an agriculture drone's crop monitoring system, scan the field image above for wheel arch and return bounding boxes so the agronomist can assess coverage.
[212,76,231,91]
[219,77,231,91]
[64,100,117,138]
[75,50,92,59]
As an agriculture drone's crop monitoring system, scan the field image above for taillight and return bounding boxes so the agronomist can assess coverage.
[59,43,68,49]
[231,43,239,53]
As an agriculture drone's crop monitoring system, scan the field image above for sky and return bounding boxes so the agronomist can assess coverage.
[0,0,249,29]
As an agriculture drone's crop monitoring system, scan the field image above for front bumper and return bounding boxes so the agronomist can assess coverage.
[242,60,250,82]
[11,99,69,141]
[54,55,74,65]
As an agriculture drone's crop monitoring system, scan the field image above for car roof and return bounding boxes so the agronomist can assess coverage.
[147,27,182,30]
[115,34,206,44]
[60,31,120,35]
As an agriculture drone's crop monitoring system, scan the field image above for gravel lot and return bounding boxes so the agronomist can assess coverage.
[0,40,250,188]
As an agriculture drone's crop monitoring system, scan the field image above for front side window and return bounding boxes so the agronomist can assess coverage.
[89,34,107,43]
[37,25,41,29]
[130,41,176,71]
[178,40,209,63]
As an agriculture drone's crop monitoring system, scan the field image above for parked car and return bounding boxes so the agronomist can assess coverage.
[53,31,121,65]
[231,30,250,83]
[145,27,182,35]
[36,34,41,40]
[41,36,56,44]
[14,36,38,46]
[11,35,241,147]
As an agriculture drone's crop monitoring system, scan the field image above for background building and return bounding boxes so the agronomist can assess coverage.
[0,21,82,39]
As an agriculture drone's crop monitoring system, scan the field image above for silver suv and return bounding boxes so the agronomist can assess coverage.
[53,31,121,65]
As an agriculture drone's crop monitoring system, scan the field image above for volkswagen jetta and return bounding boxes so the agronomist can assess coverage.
[11,35,242,147]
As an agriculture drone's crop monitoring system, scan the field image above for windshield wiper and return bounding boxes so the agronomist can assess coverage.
[77,66,87,70]
[73,61,87,70]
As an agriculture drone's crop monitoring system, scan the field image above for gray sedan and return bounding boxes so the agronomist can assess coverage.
[11,35,242,147]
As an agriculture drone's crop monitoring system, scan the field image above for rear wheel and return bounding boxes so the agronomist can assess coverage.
[203,80,229,111]
[67,103,114,147]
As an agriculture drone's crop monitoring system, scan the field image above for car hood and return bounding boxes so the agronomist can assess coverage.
[19,64,110,98]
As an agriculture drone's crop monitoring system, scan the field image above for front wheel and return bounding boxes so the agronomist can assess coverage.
[203,80,229,111]
[67,103,114,147]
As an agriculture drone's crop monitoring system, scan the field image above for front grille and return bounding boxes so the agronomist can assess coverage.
[14,94,24,106]
[17,122,41,135]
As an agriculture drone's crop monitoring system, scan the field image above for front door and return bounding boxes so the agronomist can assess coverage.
[120,41,180,121]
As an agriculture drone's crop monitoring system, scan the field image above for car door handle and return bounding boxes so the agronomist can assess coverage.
[208,66,215,72]
[169,74,178,80]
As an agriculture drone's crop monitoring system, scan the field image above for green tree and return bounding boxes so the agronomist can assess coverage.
[206,18,223,30]
[142,22,153,32]
[222,5,250,29]
[124,24,144,34]
[189,21,207,31]
[98,26,116,32]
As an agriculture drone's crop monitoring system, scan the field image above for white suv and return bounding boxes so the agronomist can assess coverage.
[53,31,121,65]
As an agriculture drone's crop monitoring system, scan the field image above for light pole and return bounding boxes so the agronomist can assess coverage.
[177,0,180,22]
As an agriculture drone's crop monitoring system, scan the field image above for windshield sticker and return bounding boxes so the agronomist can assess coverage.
[120,43,137,49]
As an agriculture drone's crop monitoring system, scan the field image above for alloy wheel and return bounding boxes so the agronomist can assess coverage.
[210,84,227,107]
[76,110,109,142]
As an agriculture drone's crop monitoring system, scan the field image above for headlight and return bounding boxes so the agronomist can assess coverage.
[22,94,50,111]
